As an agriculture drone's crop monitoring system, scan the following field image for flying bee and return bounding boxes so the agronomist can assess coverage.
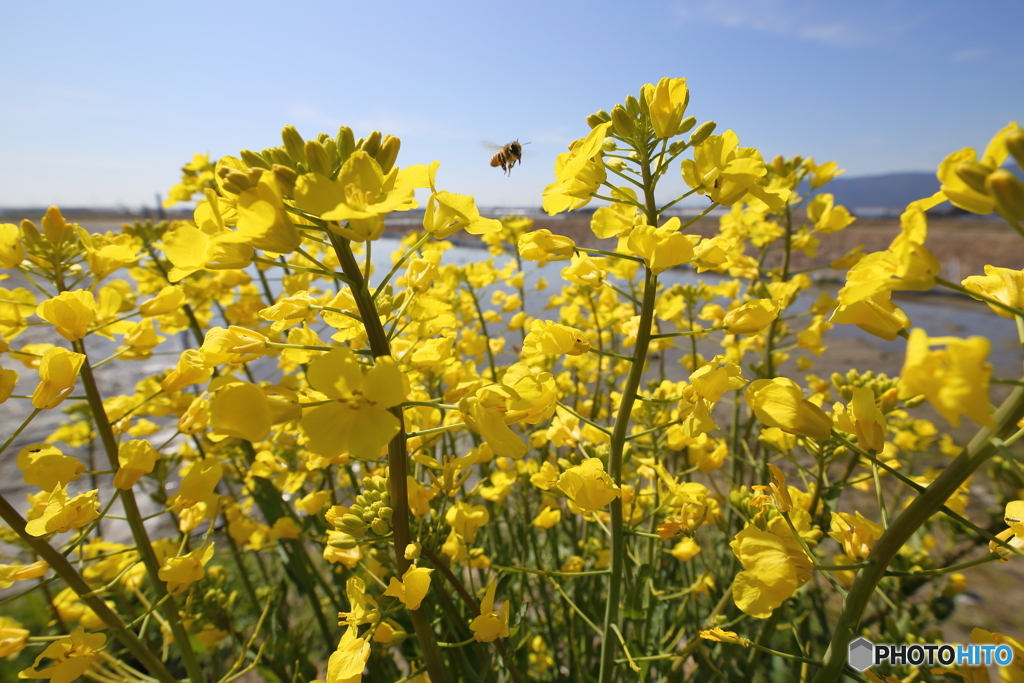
[488,140,530,175]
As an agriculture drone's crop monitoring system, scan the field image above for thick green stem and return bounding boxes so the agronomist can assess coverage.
[598,266,658,683]
[327,230,447,683]
[811,386,1024,682]
[73,340,207,683]
[0,494,179,683]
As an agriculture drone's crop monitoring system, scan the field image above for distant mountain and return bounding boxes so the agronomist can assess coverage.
[804,172,939,212]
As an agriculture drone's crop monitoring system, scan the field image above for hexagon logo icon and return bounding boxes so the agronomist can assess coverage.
[848,637,875,672]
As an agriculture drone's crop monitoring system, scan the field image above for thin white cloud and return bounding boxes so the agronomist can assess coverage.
[951,46,990,63]
[672,0,946,48]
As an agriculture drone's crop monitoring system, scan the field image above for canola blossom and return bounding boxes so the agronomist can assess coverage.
[0,81,1022,683]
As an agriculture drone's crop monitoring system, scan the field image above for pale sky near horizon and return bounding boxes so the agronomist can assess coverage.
[1,0,1021,210]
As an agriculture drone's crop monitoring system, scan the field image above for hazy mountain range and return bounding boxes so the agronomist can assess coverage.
[812,172,940,211]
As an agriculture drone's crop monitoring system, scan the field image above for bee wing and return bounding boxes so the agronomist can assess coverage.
[481,141,504,151]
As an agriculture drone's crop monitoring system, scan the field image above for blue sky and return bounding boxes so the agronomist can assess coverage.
[1,0,1021,209]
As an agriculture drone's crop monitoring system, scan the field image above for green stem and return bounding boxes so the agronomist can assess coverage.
[598,266,658,683]
[811,386,1024,682]
[327,230,447,683]
[0,494,179,683]
[73,340,207,683]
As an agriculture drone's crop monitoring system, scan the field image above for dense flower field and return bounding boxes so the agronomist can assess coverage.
[1,77,1024,683]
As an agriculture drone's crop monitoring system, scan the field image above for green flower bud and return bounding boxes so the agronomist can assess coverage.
[240,149,271,170]
[370,518,390,536]
[378,506,393,521]
[270,147,295,169]
[360,131,382,158]
[377,135,401,175]
[987,168,1024,221]
[361,509,377,523]
[305,140,332,176]
[340,514,366,531]
[954,161,993,195]
[689,121,717,146]
[270,165,296,196]
[336,126,356,166]
[219,169,254,194]
[329,531,358,549]
[676,116,697,136]
[611,105,635,139]
[586,110,611,129]
[624,95,641,117]
[281,125,308,165]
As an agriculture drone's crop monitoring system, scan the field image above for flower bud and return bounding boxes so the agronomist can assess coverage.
[360,130,382,158]
[269,147,294,169]
[328,531,358,549]
[281,125,307,165]
[336,126,356,165]
[676,116,696,136]
[370,518,390,536]
[340,514,366,531]
[954,161,992,195]
[41,207,71,244]
[272,165,298,195]
[305,140,332,176]
[377,135,401,174]
[219,169,254,194]
[240,149,270,170]
[518,230,575,265]
[611,105,635,139]
[1006,126,1024,170]
[624,95,641,117]
[404,542,421,560]
[987,168,1024,221]
[689,121,717,146]
[378,506,393,521]
[586,110,611,128]
[20,219,41,247]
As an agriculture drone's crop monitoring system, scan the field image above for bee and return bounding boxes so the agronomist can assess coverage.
[489,140,530,175]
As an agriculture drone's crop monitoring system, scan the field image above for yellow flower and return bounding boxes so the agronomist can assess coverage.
[561,252,606,288]
[210,381,273,442]
[689,358,746,402]
[19,626,104,683]
[36,291,97,341]
[730,524,812,618]
[829,291,910,341]
[17,444,84,492]
[557,458,620,513]
[0,616,29,657]
[937,122,1017,214]
[200,326,268,365]
[670,537,701,562]
[294,152,424,242]
[176,458,223,506]
[383,565,433,610]
[0,222,25,268]
[832,387,886,452]
[699,628,749,645]
[522,320,590,357]
[158,542,214,594]
[470,582,510,643]
[806,193,855,234]
[113,440,159,490]
[25,484,99,537]
[233,173,301,253]
[138,285,184,317]
[626,218,694,274]
[723,299,780,335]
[642,77,689,138]
[745,378,832,441]
[31,347,86,410]
[961,265,1024,318]
[518,229,575,265]
[991,500,1024,561]
[161,349,213,393]
[897,328,992,428]
[542,124,612,215]
[532,507,561,529]
[829,511,884,560]
[445,501,490,545]
[0,561,48,589]
[423,184,501,239]
[682,131,789,209]
[300,348,407,460]
[326,626,371,683]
